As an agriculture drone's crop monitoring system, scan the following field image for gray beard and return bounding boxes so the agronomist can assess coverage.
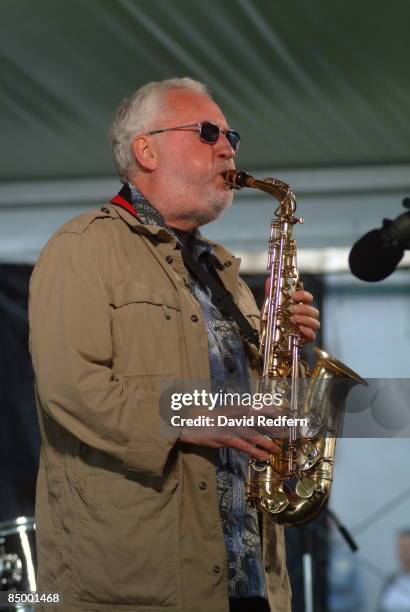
[186,200,228,226]
[166,196,232,228]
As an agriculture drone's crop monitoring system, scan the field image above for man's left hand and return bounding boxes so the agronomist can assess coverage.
[288,289,320,343]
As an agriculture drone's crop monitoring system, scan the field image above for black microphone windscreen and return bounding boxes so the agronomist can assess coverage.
[348,230,404,282]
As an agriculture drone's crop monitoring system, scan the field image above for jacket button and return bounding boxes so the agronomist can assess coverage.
[199,481,207,490]
[165,255,173,263]
[191,314,199,322]
[224,260,232,267]
[264,564,271,573]
[100,207,110,214]
[213,565,221,574]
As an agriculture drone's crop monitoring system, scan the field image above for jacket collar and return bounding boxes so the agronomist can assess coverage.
[110,184,174,242]
[110,183,136,217]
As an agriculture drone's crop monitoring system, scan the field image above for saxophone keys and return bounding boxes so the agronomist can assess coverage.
[295,477,316,499]
[261,491,289,514]
[300,443,320,470]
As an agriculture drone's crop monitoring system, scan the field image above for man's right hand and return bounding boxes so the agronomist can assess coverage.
[180,429,280,461]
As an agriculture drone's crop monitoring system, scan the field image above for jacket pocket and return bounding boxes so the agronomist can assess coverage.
[72,473,181,607]
[108,281,181,376]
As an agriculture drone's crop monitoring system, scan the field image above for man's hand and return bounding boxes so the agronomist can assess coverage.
[177,403,280,460]
[289,289,321,343]
[265,279,321,343]
[180,429,280,461]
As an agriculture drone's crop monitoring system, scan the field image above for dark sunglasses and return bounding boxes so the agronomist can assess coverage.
[148,121,241,152]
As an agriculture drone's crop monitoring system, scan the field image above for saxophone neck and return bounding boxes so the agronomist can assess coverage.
[223,170,302,224]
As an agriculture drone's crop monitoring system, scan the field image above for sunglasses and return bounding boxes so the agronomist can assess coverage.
[148,121,241,152]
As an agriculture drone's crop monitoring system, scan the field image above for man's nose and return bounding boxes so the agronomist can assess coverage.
[217,133,236,158]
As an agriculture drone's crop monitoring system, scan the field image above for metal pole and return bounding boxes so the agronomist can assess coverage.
[301,527,314,612]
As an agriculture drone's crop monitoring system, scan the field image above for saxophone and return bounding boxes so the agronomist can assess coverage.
[224,170,367,526]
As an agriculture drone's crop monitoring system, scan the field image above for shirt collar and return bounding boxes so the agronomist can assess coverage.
[128,182,167,228]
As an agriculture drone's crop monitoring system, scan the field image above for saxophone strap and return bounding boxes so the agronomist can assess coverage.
[180,248,260,349]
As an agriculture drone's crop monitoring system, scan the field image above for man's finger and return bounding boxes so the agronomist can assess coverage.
[291,289,314,304]
[299,326,316,342]
[290,314,321,330]
[248,435,281,454]
[289,304,320,319]
[224,437,272,461]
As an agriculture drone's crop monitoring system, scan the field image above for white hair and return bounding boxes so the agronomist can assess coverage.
[110,77,211,182]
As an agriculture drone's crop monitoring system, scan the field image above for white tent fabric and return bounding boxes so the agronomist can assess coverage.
[1,0,410,266]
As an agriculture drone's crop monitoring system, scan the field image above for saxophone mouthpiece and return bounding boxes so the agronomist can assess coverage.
[223,170,252,190]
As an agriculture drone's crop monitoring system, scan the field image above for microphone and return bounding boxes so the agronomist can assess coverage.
[349,198,410,282]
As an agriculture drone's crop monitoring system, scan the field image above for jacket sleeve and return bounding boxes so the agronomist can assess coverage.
[29,229,178,478]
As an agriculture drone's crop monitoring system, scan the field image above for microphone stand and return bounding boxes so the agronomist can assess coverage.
[300,526,314,612]
[326,508,359,553]
[299,510,358,612]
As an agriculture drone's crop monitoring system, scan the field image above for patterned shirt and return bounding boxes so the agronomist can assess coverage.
[127,183,266,599]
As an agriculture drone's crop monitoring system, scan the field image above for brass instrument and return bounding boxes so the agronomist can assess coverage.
[224,170,367,526]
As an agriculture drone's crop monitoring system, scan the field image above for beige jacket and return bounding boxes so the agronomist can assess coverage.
[29,201,291,612]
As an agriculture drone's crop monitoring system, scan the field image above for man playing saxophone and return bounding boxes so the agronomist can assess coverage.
[29,78,320,612]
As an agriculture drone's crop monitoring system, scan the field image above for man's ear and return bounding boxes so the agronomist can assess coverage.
[132,136,157,171]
